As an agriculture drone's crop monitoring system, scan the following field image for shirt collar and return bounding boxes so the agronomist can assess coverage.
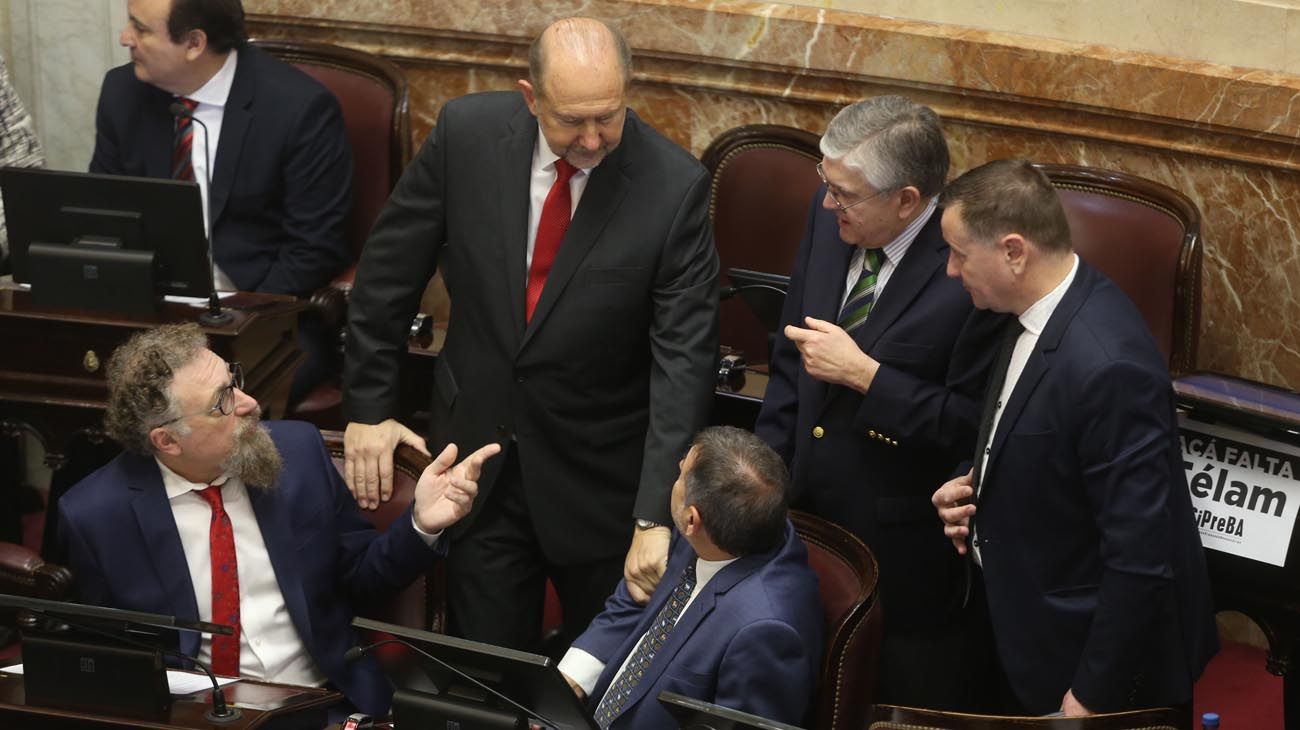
[186,49,238,108]
[1019,253,1080,336]
[854,196,938,268]
[531,122,595,175]
[156,457,231,501]
[694,554,739,588]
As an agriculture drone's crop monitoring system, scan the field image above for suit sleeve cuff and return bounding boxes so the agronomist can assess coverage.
[558,647,605,696]
[410,512,444,547]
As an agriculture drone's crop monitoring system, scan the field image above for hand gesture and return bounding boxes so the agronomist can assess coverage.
[344,419,430,509]
[412,442,502,533]
[785,316,879,392]
[931,468,977,554]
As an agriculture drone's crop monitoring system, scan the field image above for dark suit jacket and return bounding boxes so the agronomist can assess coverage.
[344,92,719,562]
[89,44,352,296]
[572,522,823,730]
[974,260,1217,713]
[756,196,1003,627]
[57,420,441,716]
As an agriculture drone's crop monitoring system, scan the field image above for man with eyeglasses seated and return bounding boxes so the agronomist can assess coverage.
[754,96,1006,711]
[56,322,500,717]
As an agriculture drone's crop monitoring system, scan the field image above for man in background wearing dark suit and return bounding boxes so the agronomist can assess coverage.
[90,0,352,402]
[559,426,823,730]
[755,96,1002,709]
[933,159,1216,718]
[343,18,719,651]
[59,323,498,716]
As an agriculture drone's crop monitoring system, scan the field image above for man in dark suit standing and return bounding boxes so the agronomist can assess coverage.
[933,160,1216,718]
[755,96,1002,709]
[558,426,823,730]
[343,18,719,651]
[90,0,352,401]
[58,323,499,716]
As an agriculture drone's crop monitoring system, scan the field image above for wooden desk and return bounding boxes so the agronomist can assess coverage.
[0,285,305,553]
[0,669,338,729]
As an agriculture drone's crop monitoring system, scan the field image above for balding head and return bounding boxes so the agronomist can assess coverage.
[528,17,631,100]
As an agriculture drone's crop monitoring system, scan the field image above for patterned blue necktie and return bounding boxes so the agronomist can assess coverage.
[593,561,698,729]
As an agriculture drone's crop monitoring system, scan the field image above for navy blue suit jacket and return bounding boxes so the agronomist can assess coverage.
[973,260,1217,713]
[572,522,823,730]
[89,44,352,296]
[756,196,1004,626]
[57,420,441,716]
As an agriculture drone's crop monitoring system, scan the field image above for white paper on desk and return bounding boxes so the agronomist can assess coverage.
[163,292,237,307]
[1,664,238,696]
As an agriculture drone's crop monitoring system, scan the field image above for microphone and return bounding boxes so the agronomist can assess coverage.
[24,605,242,724]
[345,639,560,728]
[168,100,233,327]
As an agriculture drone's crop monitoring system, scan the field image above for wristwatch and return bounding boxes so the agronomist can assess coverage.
[635,518,662,531]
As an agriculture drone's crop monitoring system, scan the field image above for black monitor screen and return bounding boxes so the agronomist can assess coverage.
[1,167,211,299]
[352,616,598,730]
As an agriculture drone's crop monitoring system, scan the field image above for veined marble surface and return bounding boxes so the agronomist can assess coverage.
[240,0,1300,389]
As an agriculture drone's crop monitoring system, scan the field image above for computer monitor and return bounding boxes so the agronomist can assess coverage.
[0,167,212,315]
[351,616,598,730]
[658,691,806,730]
[725,268,790,334]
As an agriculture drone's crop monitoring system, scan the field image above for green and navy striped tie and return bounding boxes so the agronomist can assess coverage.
[838,248,884,333]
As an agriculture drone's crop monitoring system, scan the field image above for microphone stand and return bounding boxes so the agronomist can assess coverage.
[169,101,233,326]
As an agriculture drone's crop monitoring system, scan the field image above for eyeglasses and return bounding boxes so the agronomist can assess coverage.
[155,361,244,428]
[816,162,889,212]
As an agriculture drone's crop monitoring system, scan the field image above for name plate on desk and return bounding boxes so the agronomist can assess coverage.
[1180,416,1300,566]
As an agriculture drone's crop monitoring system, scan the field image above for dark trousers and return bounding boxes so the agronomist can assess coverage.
[447,446,627,655]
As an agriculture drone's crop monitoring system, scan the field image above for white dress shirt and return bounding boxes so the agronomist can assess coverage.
[838,197,938,312]
[557,554,739,698]
[182,50,238,292]
[524,125,595,271]
[973,253,1079,566]
[158,459,326,685]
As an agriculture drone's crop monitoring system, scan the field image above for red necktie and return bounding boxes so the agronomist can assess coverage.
[196,484,241,676]
[526,159,578,321]
[172,97,199,181]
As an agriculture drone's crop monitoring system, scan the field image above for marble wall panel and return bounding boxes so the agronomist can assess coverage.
[244,0,1300,390]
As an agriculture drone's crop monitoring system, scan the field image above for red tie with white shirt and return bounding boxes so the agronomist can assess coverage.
[525,158,579,322]
[196,483,241,676]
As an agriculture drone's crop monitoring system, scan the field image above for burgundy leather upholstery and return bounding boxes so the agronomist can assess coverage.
[791,509,883,730]
[869,704,1182,729]
[703,125,823,365]
[1036,164,1202,376]
[321,430,446,632]
[0,540,73,659]
[254,40,412,429]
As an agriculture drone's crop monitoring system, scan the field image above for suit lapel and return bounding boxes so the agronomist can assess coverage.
[498,104,536,344]
[246,484,315,650]
[208,50,255,229]
[849,214,945,355]
[144,88,176,179]
[801,215,855,413]
[983,261,1095,481]
[126,456,202,657]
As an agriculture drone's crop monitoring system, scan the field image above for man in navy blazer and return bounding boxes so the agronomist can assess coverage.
[90,0,352,404]
[755,96,1003,709]
[57,323,499,716]
[558,426,823,730]
[934,160,1217,717]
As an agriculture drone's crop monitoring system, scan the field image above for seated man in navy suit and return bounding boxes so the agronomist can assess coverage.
[558,426,823,730]
[57,323,499,716]
[933,160,1216,719]
[91,0,352,403]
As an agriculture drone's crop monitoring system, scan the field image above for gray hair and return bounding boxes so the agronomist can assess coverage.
[683,426,790,556]
[103,323,207,454]
[820,95,950,197]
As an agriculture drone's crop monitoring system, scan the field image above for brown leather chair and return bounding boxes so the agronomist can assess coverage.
[252,40,413,428]
[1034,164,1202,376]
[320,430,446,632]
[0,541,73,660]
[791,509,883,730]
[869,704,1183,730]
[702,124,823,366]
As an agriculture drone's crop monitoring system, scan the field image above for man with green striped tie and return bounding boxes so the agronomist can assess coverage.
[755,95,1007,712]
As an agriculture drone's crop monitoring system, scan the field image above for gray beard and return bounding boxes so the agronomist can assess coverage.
[221,416,282,489]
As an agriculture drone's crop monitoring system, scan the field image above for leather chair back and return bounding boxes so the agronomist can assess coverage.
[1035,164,1202,375]
[0,541,73,660]
[703,125,823,365]
[321,430,446,632]
[252,39,412,278]
[869,704,1182,729]
[791,510,883,730]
